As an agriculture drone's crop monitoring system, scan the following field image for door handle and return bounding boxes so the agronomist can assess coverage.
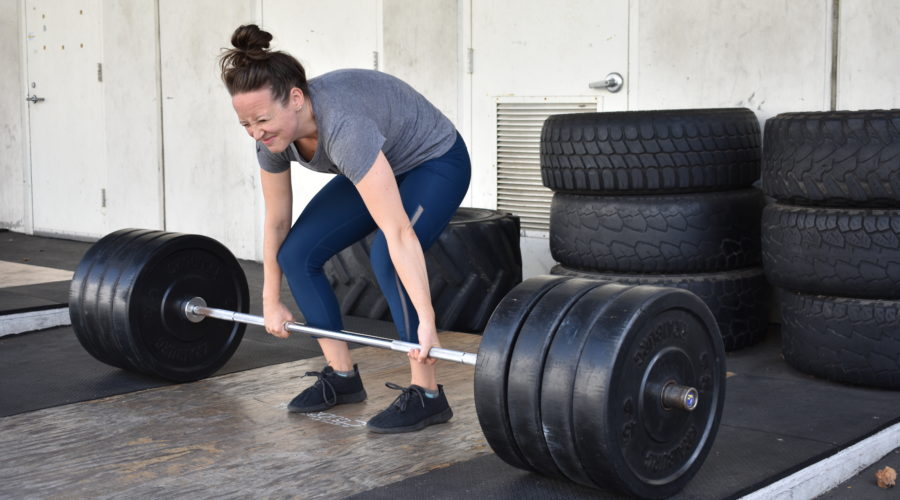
[26,95,45,103]
[588,72,624,93]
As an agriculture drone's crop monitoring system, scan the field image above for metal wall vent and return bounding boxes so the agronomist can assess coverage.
[496,99,597,233]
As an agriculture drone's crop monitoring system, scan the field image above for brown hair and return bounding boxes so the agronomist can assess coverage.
[219,24,309,103]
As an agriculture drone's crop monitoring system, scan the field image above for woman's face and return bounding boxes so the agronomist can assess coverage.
[232,87,302,154]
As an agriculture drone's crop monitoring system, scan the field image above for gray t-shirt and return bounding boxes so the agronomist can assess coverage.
[256,69,457,184]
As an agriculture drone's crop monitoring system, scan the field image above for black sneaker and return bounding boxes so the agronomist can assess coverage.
[366,383,453,433]
[287,364,367,413]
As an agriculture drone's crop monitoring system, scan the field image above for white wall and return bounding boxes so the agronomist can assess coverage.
[102,0,164,231]
[0,0,27,232]
[159,0,261,259]
[837,0,900,109]
[382,0,459,125]
[4,0,900,270]
[630,0,832,123]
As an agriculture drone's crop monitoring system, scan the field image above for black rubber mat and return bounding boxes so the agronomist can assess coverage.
[0,231,80,314]
[349,329,900,500]
[0,281,70,314]
[0,316,399,418]
[0,231,90,271]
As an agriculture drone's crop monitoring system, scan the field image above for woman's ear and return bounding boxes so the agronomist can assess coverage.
[290,87,305,111]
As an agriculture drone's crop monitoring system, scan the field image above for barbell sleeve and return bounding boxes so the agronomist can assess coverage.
[184,297,478,366]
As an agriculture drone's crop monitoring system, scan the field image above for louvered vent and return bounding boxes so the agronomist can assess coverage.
[496,99,597,232]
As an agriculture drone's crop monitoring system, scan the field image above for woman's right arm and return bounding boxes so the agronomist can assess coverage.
[260,168,295,338]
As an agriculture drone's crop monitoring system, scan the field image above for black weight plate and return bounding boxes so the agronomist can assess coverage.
[70,228,146,367]
[474,275,571,472]
[115,233,249,381]
[540,281,633,486]
[81,229,164,370]
[507,278,607,478]
[573,286,725,499]
[95,230,176,371]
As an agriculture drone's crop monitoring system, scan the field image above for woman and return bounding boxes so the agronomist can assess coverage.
[219,24,470,434]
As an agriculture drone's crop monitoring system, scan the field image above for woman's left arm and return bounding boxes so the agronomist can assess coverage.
[355,151,439,364]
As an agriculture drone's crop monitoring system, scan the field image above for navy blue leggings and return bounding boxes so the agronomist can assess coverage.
[277,134,471,343]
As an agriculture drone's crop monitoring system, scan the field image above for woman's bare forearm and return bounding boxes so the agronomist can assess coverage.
[385,225,436,326]
[262,220,291,305]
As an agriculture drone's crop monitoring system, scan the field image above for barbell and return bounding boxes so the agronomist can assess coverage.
[69,228,726,499]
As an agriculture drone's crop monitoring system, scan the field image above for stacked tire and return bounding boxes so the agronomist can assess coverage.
[323,208,522,333]
[543,108,769,351]
[761,110,900,389]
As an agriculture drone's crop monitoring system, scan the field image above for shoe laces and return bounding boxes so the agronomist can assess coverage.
[303,369,337,407]
[384,382,426,412]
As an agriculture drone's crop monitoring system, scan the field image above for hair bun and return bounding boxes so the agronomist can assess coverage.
[231,24,273,55]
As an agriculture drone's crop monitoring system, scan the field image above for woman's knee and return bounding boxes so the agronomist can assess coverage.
[277,228,321,280]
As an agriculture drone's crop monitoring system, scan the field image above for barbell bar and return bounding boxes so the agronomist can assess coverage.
[69,228,726,499]
[182,296,699,411]
[182,297,479,366]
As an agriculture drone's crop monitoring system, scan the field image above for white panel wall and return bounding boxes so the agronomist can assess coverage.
[0,0,28,231]
[102,0,163,231]
[5,0,900,272]
[382,0,459,126]
[264,0,379,77]
[630,0,832,123]
[837,1,900,109]
[159,0,261,259]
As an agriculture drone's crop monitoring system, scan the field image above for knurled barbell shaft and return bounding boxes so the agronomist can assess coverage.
[183,297,478,366]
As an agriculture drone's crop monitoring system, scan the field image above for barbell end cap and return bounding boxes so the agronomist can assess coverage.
[182,297,208,323]
[683,387,699,411]
[662,382,700,412]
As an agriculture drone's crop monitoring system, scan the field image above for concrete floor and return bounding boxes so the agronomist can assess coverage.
[0,333,488,499]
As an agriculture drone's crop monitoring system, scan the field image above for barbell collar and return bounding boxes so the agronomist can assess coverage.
[184,298,478,366]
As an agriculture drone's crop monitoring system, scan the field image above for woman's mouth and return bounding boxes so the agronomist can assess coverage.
[262,136,275,146]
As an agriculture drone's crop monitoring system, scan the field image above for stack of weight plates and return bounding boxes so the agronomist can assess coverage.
[475,274,726,498]
[69,229,249,381]
[761,110,900,388]
[543,108,769,351]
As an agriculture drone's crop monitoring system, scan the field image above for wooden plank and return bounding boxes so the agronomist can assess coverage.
[0,332,492,498]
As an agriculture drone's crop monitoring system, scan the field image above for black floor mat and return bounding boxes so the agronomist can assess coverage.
[0,231,90,271]
[0,316,400,418]
[0,281,70,314]
[348,329,900,500]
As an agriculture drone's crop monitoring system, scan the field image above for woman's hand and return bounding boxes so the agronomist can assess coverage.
[409,322,440,365]
[263,300,294,338]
